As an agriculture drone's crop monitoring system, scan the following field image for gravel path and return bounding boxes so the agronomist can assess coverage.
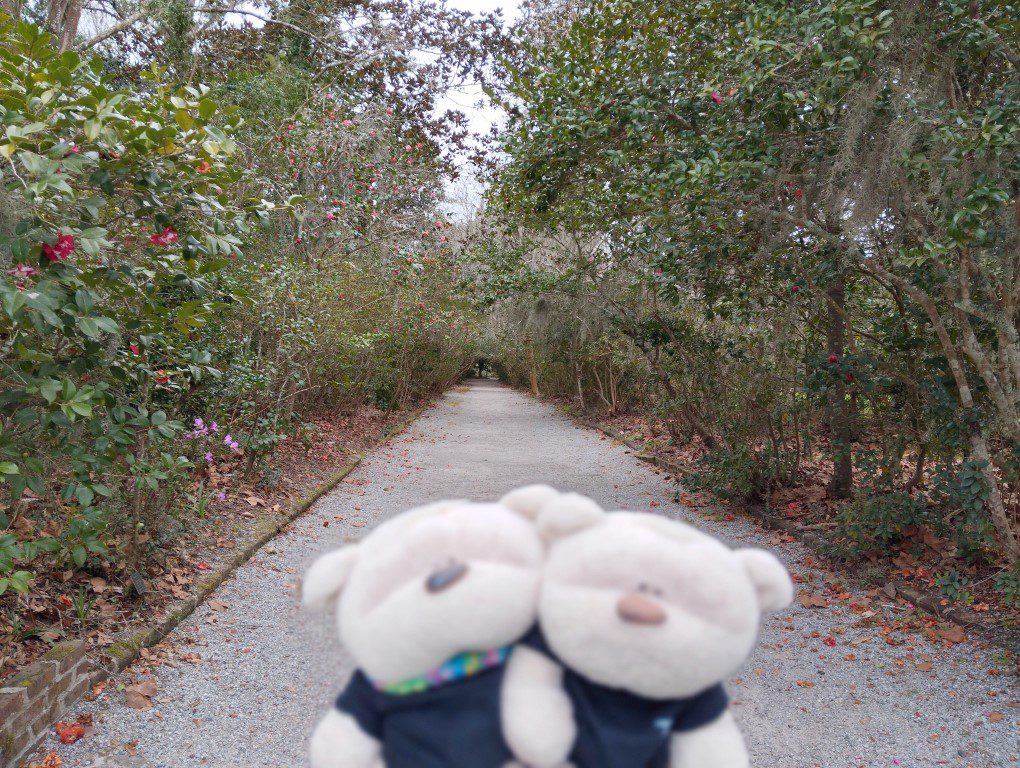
[40,381,1017,768]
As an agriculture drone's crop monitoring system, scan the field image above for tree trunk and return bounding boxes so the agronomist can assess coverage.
[46,0,81,50]
[2,0,23,20]
[969,428,1020,563]
[526,341,539,397]
[826,279,853,498]
[575,362,585,410]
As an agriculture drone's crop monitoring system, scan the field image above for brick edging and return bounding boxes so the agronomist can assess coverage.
[0,641,89,765]
[2,404,428,767]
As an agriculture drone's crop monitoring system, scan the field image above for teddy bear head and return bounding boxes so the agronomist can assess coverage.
[536,494,792,699]
[303,490,551,685]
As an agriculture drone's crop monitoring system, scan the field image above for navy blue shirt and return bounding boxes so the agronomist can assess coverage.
[335,666,512,768]
[522,627,729,768]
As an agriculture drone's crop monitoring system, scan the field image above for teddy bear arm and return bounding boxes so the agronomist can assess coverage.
[501,646,576,768]
[309,708,382,768]
[668,710,749,768]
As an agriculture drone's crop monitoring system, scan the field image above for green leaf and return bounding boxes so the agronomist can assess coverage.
[38,379,60,404]
[175,109,193,130]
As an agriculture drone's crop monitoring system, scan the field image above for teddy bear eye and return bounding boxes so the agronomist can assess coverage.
[637,582,664,597]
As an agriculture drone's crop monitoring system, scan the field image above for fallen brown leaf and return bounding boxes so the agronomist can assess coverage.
[937,624,966,644]
[124,679,157,710]
[798,591,830,609]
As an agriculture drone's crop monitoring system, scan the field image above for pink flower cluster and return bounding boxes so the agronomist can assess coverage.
[185,416,219,438]
[185,418,242,460]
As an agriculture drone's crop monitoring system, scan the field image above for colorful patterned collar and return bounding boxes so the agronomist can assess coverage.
[372,646,511,696]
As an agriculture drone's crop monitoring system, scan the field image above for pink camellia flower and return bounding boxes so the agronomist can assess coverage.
[150,227,178,246]
[711,91,723,104]
[42,234,75,262]
[326,212,335,220]
[7,264,37,279]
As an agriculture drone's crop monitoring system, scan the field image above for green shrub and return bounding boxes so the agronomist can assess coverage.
[0,15,258,589]
[836,492,936,555]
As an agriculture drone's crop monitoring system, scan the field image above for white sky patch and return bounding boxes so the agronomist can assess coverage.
[438,0,522,219]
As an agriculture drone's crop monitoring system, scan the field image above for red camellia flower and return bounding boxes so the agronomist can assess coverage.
[42,234,75,262]
[196,161,211,173]
[130,344,140,355]
[150,227,178,246]
[711,90,723,104]
[155,370,169,384]
[8,264,37,279]
[828,355,839,364]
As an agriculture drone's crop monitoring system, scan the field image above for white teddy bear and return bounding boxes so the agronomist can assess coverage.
[302,489,557,768]
[502,493,793,768]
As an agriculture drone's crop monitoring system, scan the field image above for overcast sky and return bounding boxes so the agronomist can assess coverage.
[437,0,523,216]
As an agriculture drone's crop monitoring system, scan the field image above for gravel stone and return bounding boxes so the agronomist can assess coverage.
[38,381,1018,767]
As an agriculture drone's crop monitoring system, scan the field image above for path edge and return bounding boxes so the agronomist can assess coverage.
[2,403,428,768]
[570,412,1018,652]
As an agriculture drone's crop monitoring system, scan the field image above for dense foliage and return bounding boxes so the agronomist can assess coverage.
[0,9,477,601]
[1,0,1017,645]
[480,0,1019,578]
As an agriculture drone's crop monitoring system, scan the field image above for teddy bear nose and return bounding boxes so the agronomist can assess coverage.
[617,593,667,625]
[426,561,469,593]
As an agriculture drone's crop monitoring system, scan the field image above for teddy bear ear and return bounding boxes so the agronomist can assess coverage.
[537,493,605,541]
[499,484,560,520]
[302,546,360,610]
[735,549,793,612]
